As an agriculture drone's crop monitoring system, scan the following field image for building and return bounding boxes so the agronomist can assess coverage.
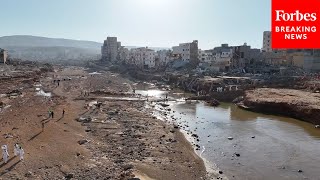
[198,49,214,63]
[262,31,272,52]
[0,49,8,64]
[231,43,251,69]
[130,47,157,69]
[285,51,320,72]
[101,37,120,62]
[172,40,199,65]
[118,46,130,63]
[157,50,172,66]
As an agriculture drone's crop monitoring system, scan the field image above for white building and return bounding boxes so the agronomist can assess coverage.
[101,37,120,62]
[130,47,157,68]
[262,31,272,52]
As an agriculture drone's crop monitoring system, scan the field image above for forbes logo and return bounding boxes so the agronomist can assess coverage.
[275,10,317,22]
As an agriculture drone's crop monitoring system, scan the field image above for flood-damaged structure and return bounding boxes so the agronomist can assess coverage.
[0,48,8,64]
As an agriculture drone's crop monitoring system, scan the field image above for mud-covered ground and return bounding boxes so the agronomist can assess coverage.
[0,65,209,180]
[240,88,320,125]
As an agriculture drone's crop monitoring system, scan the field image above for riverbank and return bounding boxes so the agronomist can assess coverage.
[0,65,211,179]
[239,88,320,125]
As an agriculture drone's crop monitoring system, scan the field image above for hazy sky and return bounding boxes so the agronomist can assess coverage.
[0,0,270,49]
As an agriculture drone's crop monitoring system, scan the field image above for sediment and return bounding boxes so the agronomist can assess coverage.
[0,64,208,180]
[239,88,320,125]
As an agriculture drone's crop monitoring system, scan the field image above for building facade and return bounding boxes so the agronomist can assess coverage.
[172,40,198,64]
[0,49,8,64]
[101,37,120,62]
[262,31,272,52]
[157,50,172,66]
[129,47,157,69]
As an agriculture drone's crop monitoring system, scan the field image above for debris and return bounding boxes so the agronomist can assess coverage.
[77,139,88,145]
[76,117,92,123]
[228,137,233,140]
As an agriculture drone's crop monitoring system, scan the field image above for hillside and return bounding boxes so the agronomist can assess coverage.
[0,35,169,62]
[0,35,102,62]
[0,35,102,49]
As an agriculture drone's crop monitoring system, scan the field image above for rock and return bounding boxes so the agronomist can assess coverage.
[219,171,223,174]
[159,103,169,107]
[228,137,233,140]
[235,153,240,157]
[24,171,33,177]
[108,111,117,115]
[123,164,134,171]
[251,136,255,138]
[232,96,244,103]
[77,139,88,145]
[208,99,220,107]
[76,117,92,123]
[65,173,74,179]
[191,134,199,138]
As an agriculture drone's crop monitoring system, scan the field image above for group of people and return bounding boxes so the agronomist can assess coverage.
[80,91,90,97]
[216,87,224,92]
[48,110,54,119]
[1,144,24,164]
[53,79,61,87]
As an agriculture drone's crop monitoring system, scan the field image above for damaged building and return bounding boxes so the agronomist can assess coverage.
[0,48,8,64]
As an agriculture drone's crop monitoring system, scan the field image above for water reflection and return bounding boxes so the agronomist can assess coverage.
[170,102,320,179]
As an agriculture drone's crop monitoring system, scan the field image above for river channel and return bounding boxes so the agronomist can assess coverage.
[136,89,320,180]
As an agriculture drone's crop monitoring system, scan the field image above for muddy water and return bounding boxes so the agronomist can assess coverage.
[136,89,320,180]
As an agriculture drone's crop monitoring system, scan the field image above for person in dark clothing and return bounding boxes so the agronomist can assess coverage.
[42,122,45,132]
[62,109,65,117]
[51,111,54,119]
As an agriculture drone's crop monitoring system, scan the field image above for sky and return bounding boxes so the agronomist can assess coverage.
[0,0,271,49]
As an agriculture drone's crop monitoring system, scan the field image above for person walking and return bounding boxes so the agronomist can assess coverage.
[41,122,45,132]
[48,110,52,118]
[1,145,9,163]
[62,109,65,117]
[51,111,54,119]
[19,147,24,161]
[14,143,20,156]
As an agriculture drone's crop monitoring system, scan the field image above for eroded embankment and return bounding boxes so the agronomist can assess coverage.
[239,88,320,125]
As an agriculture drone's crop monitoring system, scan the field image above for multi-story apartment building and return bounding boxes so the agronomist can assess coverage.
[172,40,198,64]
[157,50,172,66]
[130,47,157,69]
[0,48,8,64]
[198,49,214,63]
[101,37,120,62]
[118,46,130,63]
[262,31,272,52]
